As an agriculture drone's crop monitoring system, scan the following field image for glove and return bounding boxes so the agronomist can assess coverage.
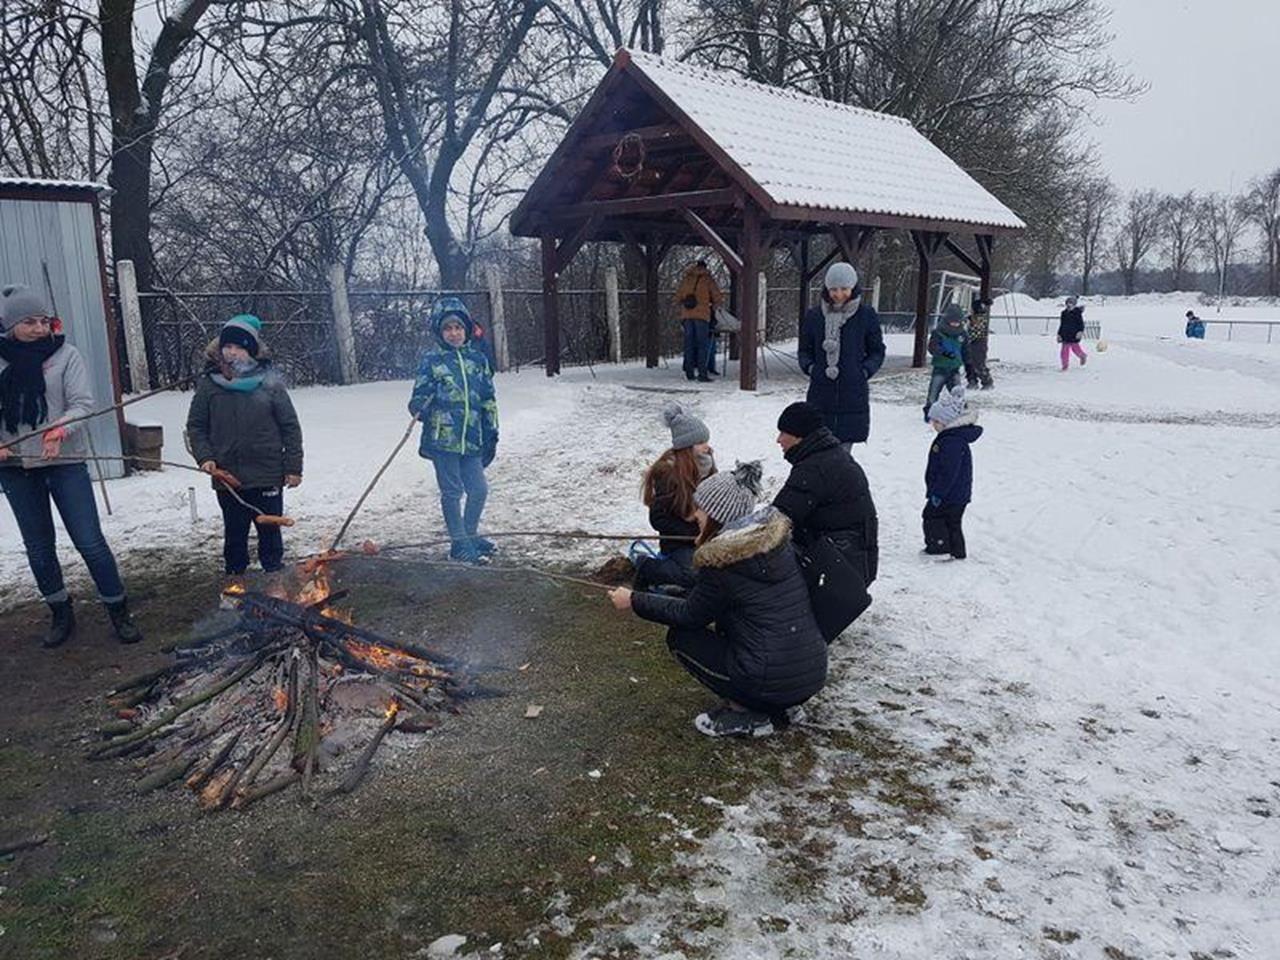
[928,494,942,508]
[482,437,498,468]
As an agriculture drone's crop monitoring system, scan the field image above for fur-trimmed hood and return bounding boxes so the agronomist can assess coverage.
[200,336,274,370]
[694,506,792,570]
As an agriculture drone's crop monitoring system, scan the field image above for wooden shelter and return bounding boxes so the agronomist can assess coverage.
[511,50,1025,389]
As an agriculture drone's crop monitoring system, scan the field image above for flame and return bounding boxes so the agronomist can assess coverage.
[295,563,332,607]
[344,638,406,672]
[223,582,246,596]
[383,700,400,720]
[271,686,288,713]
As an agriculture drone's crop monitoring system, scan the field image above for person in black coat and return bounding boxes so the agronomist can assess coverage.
[922,385,982,560]
[1057,296,1088,371]
[797,262,886,446]
[609,461,827,739]
[772,402,878,639]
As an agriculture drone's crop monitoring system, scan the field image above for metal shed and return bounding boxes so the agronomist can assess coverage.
[0,178,125,478]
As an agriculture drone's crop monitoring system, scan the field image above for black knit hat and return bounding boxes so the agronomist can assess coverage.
[777,401,824,438]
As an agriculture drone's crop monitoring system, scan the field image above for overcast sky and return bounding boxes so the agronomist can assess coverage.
[1089,0,1280,195]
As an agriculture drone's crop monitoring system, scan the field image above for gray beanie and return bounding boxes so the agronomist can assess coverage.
[694,460,763,526]
[824,262,858,291]
[1,284,49,335]
[663,402,710,450]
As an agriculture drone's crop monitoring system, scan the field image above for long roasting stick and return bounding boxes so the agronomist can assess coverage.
[329,417,418,553]
[0,376,195,453]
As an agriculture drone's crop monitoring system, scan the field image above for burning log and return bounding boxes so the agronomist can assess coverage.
[90,564,495,809]
[334,702,399,795]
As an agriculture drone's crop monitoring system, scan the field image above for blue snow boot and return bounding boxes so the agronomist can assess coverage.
[471,536,496,556]
[449,539,488,565]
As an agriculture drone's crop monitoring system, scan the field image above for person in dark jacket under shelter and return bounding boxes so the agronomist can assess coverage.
[186,315,304,576]
[922,384,982,560]
[772,401,878,636]
[609,461,828,739]
[796,262,886,448]
[632,403,716,593]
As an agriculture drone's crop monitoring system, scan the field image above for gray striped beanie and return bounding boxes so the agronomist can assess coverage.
[694,460,763,525]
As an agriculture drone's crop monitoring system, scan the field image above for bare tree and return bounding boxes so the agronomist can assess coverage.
[1198,192,1249,299]
[1077,176,1115,295]
[1112,189,1161,295]
[1241,169,1280,297]
[1160,191,1199,291]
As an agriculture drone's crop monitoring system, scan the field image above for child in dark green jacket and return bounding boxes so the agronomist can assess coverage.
[408,298,499,564]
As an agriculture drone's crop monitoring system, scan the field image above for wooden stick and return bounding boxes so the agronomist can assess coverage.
[185,729,243,791]
[374,530,696,554]
[83,428,112,516]
[239,654,298,790]
[400,558,613,592]
[333,705,399,794]
[232,769,300,809]
[137,755,199,793]
[329,417,417,552]
[89,651,269,758]
[0,833,50,856]
[0,377,194,453]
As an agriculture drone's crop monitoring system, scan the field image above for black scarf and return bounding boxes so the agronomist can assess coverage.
[0,335,63,434]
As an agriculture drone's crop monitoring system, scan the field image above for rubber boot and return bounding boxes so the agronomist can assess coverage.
[105,598,143,644]
[44,599,75,649]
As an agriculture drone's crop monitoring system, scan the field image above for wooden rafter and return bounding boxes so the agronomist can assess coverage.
[546,187,738,222]
[683,209,744,272]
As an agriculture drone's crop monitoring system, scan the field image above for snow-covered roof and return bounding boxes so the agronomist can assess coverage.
[0,176,110,195]
[626,51,1024,231]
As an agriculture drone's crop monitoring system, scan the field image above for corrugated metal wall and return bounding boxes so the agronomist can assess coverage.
[0,196,124,478]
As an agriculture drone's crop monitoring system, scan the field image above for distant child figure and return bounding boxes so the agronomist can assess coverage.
[964,297,994,390]
[922,385,982,560]
[634,403,716,592]
[925,303,970,420]
[187,315,305,576]
[1184,310,1206,339]
[1057,296,1088,370]
[408,297,499,565]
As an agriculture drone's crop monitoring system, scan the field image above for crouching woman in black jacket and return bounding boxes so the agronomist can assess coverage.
[609,461,828,739]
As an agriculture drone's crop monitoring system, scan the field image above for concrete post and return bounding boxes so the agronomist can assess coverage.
[116,259,150,392]
[327,263,359,384]
[604,266,622,363]
[486,266,509,371]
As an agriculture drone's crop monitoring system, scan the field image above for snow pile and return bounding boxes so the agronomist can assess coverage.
[988,291,1046,317]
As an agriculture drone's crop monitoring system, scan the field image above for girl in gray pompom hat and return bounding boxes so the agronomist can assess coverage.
[796,262,886,447]
[633,403,716,592]
[610,459,828,740]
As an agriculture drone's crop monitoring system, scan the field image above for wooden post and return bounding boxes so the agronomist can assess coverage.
[976,234,994,303]
[541,235,560,376]
[644,239,660,368]
[797,235,810,321]
[604,265,622,363]
[728,272,741,361]
[486,266,509,371]
[116,259,151,393]
[327,263,359,384]
[739,203,762,390]
[911,231,931,368]
[757,271,769,379]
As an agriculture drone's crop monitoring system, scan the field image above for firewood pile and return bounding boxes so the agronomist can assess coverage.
[88,562,497,809]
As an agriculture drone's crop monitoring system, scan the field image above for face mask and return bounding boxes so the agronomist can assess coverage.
[228,357,258,377]
[695,451,715,478]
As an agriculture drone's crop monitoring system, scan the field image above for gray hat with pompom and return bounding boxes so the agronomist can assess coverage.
[1,284,49,335]
[694,460,763,525]
[663,402,710,450]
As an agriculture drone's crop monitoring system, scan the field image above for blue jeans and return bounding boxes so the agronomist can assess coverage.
[683,319,710,378]
[925,369,961,418]
[0,463,125,603]
[431,453,488,540]
[217,487,284,574]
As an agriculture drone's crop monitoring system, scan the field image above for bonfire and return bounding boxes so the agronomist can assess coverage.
[89,557,495,809]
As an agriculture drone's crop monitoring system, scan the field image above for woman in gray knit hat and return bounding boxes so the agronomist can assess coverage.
[611,460,828,738]
[796,262,886,446]
[632,403,716,592]
[0,284,141,647]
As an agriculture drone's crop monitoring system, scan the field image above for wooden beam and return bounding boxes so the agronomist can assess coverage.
[797,235,810,321]
[976,234,994,302]
[576,123,687,154]
[739,203,763,391]
[548,187,738,222]
[644,238,667,369]
[830,225,856,264]
[943,237,983,276]
[856,226,879,254]
[909,231,946,368]
[804,243,840,285]
[683,209,744,273]
[554,215,600,273]
[541,235,561,377]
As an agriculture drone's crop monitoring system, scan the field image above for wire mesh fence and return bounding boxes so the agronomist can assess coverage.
[116,281,859,392]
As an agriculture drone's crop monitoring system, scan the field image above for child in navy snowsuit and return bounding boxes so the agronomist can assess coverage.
[922,384,982,560]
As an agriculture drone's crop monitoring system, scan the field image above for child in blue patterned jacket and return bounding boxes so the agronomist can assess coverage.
[408,298,500,564]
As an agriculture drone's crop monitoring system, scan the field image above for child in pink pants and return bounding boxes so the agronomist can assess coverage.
[1059,341,1087,369]
[1057,297,1088,371]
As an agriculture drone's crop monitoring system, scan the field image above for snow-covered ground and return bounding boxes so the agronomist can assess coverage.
[3,297,1279,956]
